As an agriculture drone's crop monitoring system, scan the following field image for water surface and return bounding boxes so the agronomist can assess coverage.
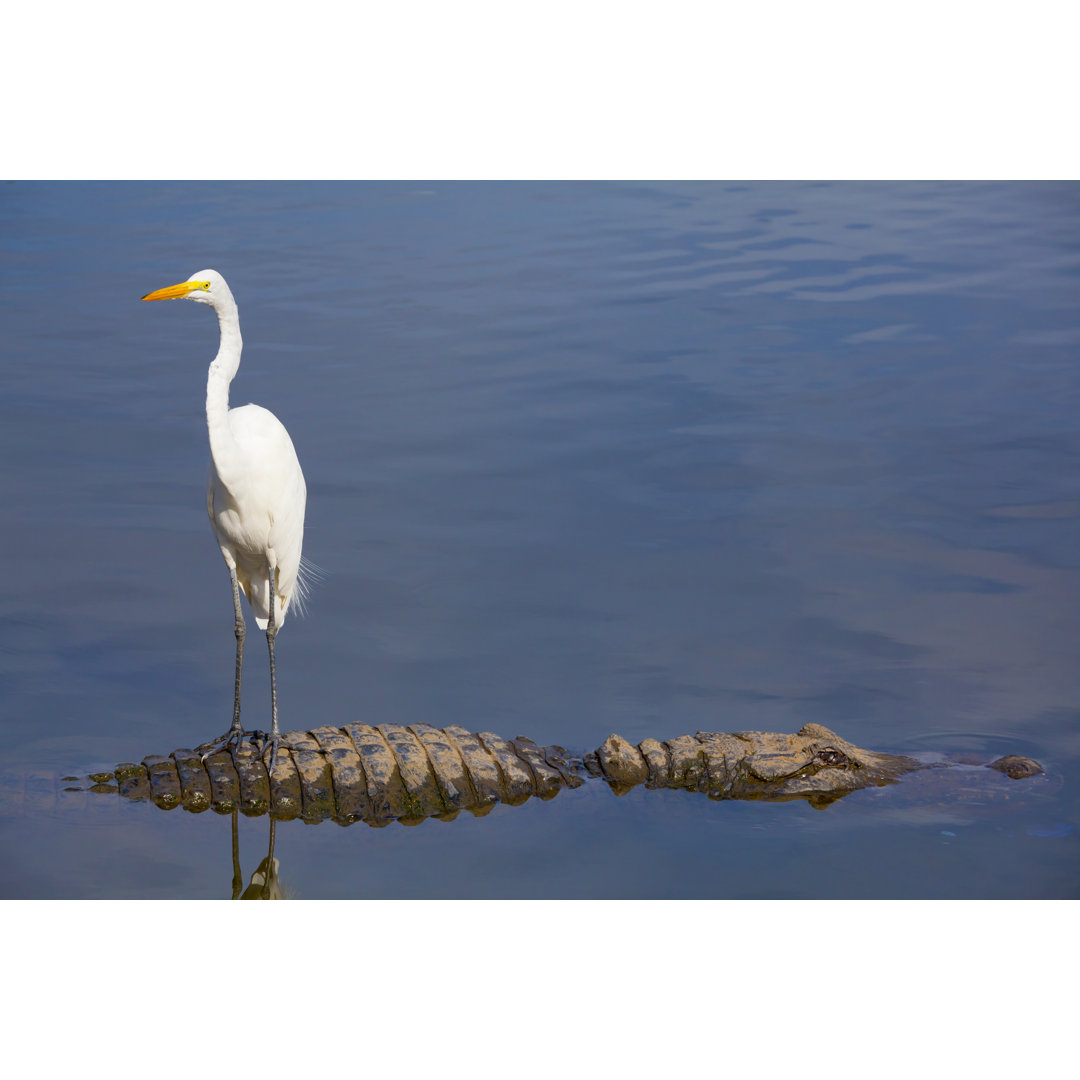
[1,181,1077,897]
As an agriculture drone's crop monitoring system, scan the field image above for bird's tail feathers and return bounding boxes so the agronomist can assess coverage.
[290,555,326,619]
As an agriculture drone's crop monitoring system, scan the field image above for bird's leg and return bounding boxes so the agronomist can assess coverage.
[198,566,256,759]
[267,567,278,736]
[230,566,246,730]
[260,563,292,775]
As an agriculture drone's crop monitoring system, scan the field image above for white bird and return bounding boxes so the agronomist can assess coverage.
[142,269,309,772]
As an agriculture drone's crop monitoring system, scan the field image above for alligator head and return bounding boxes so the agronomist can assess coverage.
[593,722,926,809]
[716,723,925,808]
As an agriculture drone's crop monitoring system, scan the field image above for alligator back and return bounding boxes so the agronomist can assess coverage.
[0,721,948,825]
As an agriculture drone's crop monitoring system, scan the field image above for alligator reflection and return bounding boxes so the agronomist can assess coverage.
[88,721,1043,825]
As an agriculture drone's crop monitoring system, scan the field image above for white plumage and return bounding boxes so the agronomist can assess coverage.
[206,400,307,631]
[143,268,308,766]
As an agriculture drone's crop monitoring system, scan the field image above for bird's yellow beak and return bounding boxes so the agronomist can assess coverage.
[141,280,211,301]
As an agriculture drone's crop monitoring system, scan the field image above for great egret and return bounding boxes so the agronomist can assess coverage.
[142,269,309,773]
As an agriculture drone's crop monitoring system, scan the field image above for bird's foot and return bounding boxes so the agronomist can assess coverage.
[258,731,295,776]
[197,725,257,761]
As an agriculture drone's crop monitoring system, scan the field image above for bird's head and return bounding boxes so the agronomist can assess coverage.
[141,268,232,308]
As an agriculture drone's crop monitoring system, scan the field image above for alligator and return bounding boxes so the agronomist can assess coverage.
[32,720,1042,827]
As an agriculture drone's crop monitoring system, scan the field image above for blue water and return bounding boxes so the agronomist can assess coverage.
[1,181,1077,898]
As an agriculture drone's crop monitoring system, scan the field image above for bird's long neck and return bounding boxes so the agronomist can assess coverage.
[206,300,245,489]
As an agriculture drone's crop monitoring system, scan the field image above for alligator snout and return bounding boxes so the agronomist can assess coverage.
[987,755,1043,779]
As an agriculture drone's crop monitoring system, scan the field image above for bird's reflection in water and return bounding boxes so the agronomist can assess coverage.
[229,811,286,900]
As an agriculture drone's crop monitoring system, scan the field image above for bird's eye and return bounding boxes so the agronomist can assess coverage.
[816,748,847,766]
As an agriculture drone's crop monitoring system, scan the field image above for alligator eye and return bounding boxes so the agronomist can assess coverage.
[816,748,847,766]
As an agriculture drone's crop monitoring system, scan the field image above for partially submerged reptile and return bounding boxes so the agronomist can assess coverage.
[44,720,1042,826]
